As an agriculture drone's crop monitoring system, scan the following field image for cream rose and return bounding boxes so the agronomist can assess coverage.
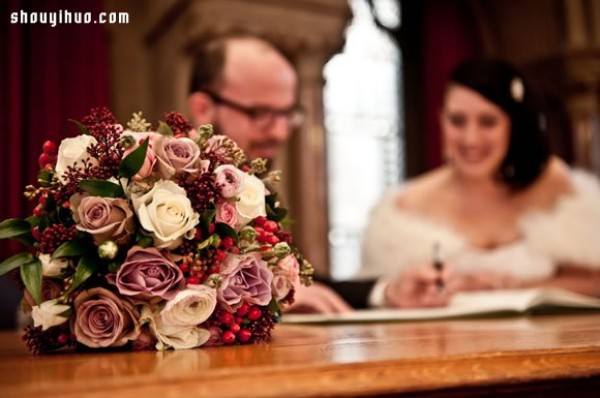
[160,285,217,327]
[235,174,267,228]
[140,305,211,350]
[38,253,68,277]
[55,135,98,184]
[133,180,200,249]
[31,299,70,331]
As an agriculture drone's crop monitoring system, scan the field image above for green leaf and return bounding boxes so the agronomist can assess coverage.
[51,240,87,261]
[266,205,287,222]
[0,252,35,277]
[25,216,41,228]
[79,179,125,198]
[0,219,32,240]
[66,256,98,294]
[215,222,238,243]
[68,119,89,135]
[200,208,216,235]
[119,137,149,178]
[20,260,42,305]
[157,121,174,136]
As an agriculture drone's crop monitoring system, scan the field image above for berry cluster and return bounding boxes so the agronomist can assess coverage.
[206,303,272,346]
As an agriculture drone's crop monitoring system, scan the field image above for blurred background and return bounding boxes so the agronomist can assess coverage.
[2,0,600,328]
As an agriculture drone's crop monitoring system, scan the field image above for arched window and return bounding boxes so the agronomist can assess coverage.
[324,0,402,280]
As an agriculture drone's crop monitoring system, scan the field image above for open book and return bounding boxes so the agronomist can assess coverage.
[282,288,600,324]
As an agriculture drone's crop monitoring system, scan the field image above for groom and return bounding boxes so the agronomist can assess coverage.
[187,33,361,313]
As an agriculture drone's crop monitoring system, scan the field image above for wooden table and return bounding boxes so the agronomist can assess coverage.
[1,314,600,397]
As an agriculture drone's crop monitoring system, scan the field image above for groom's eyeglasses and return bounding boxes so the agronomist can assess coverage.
[203,91,305,130]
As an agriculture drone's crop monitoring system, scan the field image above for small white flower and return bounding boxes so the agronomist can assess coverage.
[132,180,200,249]
[38,253,68,277]
[235,174,267,228]
[140,305,210,350]
[31,299,70,331]
[55,135,98,184]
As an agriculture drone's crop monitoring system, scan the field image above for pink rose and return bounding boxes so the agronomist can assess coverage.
[218,252,273,312]
[72,287,141,348]
[215,201,238,229]
[155,136,202,179]
[122,132,160,180]
[70,195,135,245]
[214,165,245,198]
[114,246,185,300]
[271,255,300,300]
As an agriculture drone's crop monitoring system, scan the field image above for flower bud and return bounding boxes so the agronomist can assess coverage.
[98,240,118,260]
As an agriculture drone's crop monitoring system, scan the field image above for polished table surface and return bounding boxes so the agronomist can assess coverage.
[2,314,600,397]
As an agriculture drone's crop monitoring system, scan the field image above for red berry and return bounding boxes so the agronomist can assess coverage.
[194,229,203,241]
[187,276,200,285]
[263,221,278,233]
[62,201,70,209]
[237,329,252,343]
[215,250,227,262]
[208,223,216,234]
[247,307,262,321]
[38,153,52,168]
[229,323,241,334]
[222,331,236,344]
[220,312,234,325]
[236,303,250,316]
[31,227,41,240]
[57,334,69,345]
[33,206,43,217]
[267,234,280,245]
[209,265,220,274]
[254,216,267,227]
[220,237,234,250]
[179,264,190,274]
[42,140,58,156]
[260,245,270,252]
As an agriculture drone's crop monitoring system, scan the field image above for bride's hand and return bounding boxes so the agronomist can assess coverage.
[283,282,353,314]
[384,263,455,308]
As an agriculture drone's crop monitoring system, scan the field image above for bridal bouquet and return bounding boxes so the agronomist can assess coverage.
[0,108,313,354]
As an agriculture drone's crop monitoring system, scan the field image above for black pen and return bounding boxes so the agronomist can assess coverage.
[433,242,444,291]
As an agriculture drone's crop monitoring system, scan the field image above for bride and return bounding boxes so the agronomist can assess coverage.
[360,59,600,308]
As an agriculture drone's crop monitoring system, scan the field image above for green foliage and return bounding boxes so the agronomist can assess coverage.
[20,259,42,305]
[119,138,149,178]
[157,121,174,136]
[0,252,35,277]
[68,119,89,135]
[0,219,31,240]
[51,240,88,261]
[79,179,125,198]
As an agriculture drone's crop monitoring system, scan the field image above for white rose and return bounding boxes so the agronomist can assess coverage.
[133,180,200,249]
[31,299,70,331]
[140,305,210,350]
[55,135,98,184]
[160,285,217,327]
[235,174,267,228]
[38,253,68,277]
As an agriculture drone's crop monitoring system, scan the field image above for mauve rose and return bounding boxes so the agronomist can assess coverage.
[115,246,185,300]
[155,136,201,179]
[214,165,245,198]
[215,201,238,230]
[71,194,135,245]
[218,252,273,312]
[72,287,141,348]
